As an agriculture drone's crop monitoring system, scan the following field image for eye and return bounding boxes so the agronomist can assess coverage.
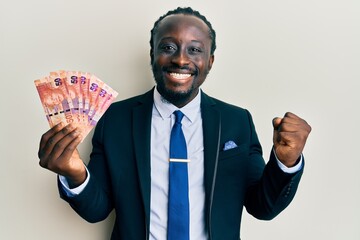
[160,44,177,52]
[189,47,203,54]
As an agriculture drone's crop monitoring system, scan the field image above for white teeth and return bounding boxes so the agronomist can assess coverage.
[169,72,191,79]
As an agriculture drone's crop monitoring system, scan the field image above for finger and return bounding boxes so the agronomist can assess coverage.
[279,119,311,134]
[275,131,297,144]
[39,124,80,168]
[276,112,310,129]
[283,112,300,119]
[45,134,82,175]
[276,130,308,151]
[47,125,81,161]
[276,121,303,133]
[57,134,83,163]
[38,122,65,158]
[281,112,312,130]
[280,113,304,125]
[41,127,81,170]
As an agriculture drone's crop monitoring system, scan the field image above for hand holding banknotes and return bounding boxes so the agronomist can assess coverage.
[35,70,118,187]
[38,122,86,187]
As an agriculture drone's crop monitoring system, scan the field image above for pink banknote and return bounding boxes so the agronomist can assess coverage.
[35,70,118,140]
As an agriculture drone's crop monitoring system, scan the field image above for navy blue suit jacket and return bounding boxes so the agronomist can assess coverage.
[59,88,303,240]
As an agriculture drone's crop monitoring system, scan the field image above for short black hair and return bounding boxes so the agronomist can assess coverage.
[150,7,216,63]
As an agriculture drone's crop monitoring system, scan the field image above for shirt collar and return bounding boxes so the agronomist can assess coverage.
[153,87,201,123]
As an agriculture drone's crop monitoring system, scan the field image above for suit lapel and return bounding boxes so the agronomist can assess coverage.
[132,89,221,236]
[201,92,221,233]
[132,89,154,234]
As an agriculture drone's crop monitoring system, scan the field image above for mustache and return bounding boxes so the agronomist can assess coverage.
[162,66,198,75]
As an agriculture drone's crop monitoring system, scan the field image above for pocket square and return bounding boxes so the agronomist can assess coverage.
[223,140,238,151]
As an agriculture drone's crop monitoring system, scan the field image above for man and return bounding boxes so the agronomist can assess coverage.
[38,7,311,240]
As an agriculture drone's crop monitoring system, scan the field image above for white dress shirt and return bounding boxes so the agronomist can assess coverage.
[59,87,303,239]
[149,88,207,239]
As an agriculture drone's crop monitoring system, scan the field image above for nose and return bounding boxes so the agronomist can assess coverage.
[171,49,190,67]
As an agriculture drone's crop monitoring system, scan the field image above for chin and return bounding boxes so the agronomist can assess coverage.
[157,81,194,105]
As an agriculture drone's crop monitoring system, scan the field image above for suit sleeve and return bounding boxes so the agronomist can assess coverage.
[58,114,114,223]
[243,110,304,220]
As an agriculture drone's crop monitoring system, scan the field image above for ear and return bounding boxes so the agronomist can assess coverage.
[150,49,154,64]
[208,55,215,71]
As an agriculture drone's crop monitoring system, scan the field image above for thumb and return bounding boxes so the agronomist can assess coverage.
[272,117,282,130]
[272,117,283,146]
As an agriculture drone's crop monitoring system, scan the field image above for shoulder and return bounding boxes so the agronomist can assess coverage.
[201,91,251,117]
[93,88,154,140]
[106,88,154,115]
[95,88,153,129]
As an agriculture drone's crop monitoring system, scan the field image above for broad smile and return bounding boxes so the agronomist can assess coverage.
[164,69,196,83]
[168,72,192,80]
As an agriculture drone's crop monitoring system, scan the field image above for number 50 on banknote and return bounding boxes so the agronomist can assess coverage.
[35,70,118,139]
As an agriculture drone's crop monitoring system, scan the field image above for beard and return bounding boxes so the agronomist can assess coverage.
[152,63,200,107]
[156,77,195,105]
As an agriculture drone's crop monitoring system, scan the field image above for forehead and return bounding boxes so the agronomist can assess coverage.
[154,14,211,44]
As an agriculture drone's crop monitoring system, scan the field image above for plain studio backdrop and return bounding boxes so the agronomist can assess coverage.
[0,0,359,239]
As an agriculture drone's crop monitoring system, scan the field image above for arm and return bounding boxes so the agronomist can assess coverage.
[58,116,114,223]
[38,121,113,222]
[244,112,311,220]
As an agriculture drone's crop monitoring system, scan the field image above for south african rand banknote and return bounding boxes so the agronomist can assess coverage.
[35,70,118,139]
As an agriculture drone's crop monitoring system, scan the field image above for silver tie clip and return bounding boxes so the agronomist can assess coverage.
[169,158,191,163]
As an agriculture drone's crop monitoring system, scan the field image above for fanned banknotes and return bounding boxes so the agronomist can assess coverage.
[35,70,118,139]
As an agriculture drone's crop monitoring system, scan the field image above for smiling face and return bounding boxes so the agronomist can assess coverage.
[151,14,214,107]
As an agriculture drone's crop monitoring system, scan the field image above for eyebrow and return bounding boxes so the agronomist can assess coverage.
[159,37,204,45]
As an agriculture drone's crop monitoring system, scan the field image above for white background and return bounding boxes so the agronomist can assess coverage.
[0,0,359,239]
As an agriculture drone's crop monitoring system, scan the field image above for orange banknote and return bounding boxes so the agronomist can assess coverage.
[35,70,118,140]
